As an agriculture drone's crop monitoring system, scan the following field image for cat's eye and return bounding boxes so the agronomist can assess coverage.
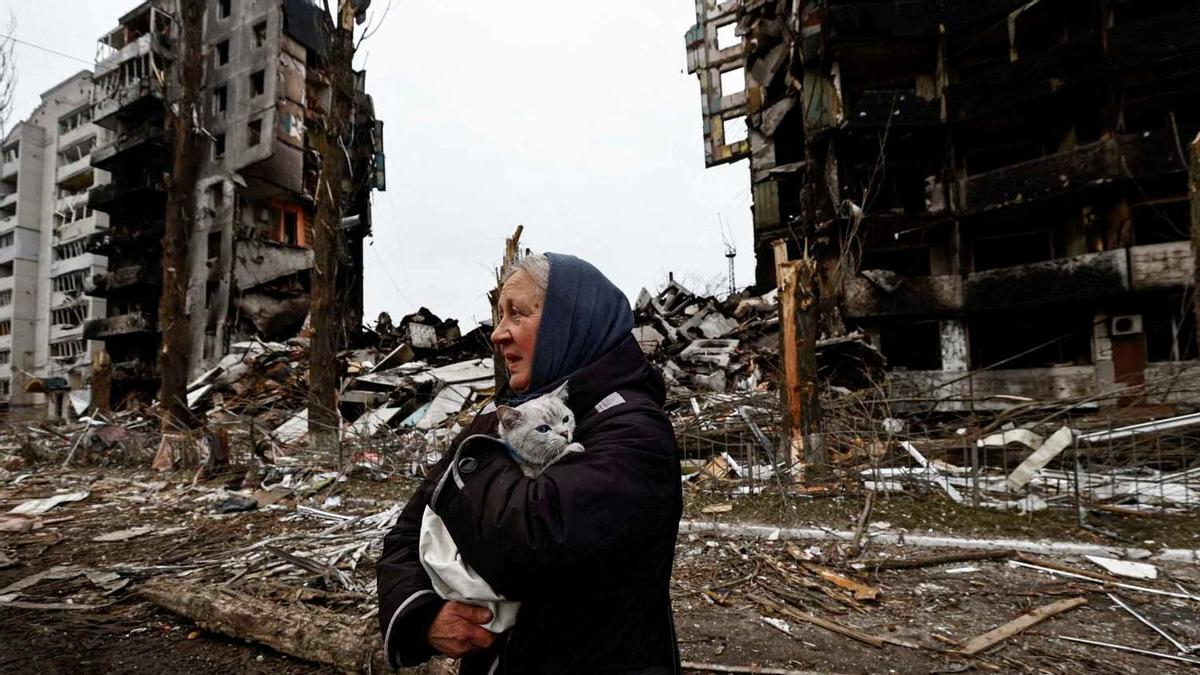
[562,416,569,423]
[536,425,551,433]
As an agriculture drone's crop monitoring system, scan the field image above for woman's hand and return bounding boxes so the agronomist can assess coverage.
[427,602,496,658]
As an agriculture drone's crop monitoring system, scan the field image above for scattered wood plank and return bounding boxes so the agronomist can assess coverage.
[747,593,885,648]
[760,554,863,611]
[863,549,1016,571]
[960,597,1087,656]
[800,563,880,601]
[680,661,824,674]
[139,578,384,672]
[847,491,874,559]
[0,600,104,610]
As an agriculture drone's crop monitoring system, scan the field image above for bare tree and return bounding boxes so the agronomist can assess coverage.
[157,0,206,430]
[0,13,17,137]
[308,0,366,456]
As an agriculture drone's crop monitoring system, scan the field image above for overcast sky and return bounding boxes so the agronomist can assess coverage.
[7,0,753,330]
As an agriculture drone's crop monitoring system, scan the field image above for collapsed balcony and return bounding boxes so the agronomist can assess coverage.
[83,311,157,340]
[90,124,168,172]
[845,242,1195,318]
[88,171,167,213]
[960,128,1186,214]
[85,265,161,298]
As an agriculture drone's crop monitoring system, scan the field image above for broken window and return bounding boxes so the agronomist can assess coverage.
[0,321,10,337]
[716,22,739,51]
[57,137,97,166]
[54,202,93,229]
[253,21,267,48]
[213,133,226,160]
[969,307,1093,369]
[720,69,745,96]
[282,210,298,245]
[52,270,87,293]
[207,182,225,210]
[723,116,748,145]
[0,233,12,249]
[218,0,231,19]
[261,200,309,247]
[1,144,17,163]
[206,231,222,261]
[878,320,942,370]
[250,70,265,97]
[0,351,9,365]
[972,230,1055,272]
[51,303,88,327]
[0,290,10,307]
[50,339,86,359]
[0,263,12,279]
[1144,293,1198,363]
[1132,196,1190,244]
[214,86,228,115]
[0,379,9,397]
[860,247,932,276]
[247,119,263,147]
[216,40,230,66]
[57,107,91,135]
[53,239,87,261]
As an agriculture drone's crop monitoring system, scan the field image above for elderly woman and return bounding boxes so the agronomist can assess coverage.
[377,253,683,674]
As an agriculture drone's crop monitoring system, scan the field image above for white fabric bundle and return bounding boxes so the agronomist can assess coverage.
[418,505,521,633]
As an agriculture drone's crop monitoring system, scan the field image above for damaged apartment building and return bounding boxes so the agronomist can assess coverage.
[85,0,385,406]
[687,0,1200,408]
[0,72,109,418]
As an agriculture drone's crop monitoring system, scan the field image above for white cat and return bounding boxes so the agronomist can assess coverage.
[497,382,585,477]
[418,382,585,633]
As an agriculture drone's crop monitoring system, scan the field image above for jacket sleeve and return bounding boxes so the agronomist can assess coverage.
[376,454,450,669]
[433,400,679,600]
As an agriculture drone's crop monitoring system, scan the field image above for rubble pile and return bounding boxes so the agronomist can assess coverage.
[634,282,884,402]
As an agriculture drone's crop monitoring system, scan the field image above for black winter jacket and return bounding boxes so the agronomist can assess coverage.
[377,336,683,674]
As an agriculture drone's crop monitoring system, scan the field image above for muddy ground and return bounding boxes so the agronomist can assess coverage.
[1,467,1198,674]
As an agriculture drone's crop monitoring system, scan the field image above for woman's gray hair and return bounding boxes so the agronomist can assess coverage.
[503,252,550,301]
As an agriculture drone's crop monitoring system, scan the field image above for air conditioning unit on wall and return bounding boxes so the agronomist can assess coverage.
[1111,315,1144,336]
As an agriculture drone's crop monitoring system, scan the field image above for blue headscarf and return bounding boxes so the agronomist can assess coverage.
[503,253,634,403]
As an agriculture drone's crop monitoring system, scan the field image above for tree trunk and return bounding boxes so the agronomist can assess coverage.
[1190,136,1200,327]
[308,5,356,456]
[156,0,206,431]
[774,241,824,478]
[139,580,456,672]
[140,579,384,671]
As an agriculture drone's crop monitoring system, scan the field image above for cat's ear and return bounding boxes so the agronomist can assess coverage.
[550,381,570,402]
[496,406,522,429]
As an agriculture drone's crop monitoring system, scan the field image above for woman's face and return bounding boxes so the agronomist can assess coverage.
[491,270,543,392]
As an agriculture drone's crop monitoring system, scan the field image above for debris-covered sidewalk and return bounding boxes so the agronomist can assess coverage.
[2,463,1199,674]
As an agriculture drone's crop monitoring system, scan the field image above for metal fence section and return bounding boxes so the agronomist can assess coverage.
[672,393,1200,534]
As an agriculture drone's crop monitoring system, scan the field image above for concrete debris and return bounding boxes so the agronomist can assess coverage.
[1085,556,1158,581]
[9,491,90,516]
[634,280,885,401]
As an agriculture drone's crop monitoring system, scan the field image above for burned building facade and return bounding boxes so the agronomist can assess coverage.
[688,0,1200,408]
[86,0,384,405]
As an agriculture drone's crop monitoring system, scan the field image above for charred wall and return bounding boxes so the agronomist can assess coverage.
[688,0,1200,405]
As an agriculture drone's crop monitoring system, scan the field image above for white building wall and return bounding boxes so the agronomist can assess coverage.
[0,71,109,415]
